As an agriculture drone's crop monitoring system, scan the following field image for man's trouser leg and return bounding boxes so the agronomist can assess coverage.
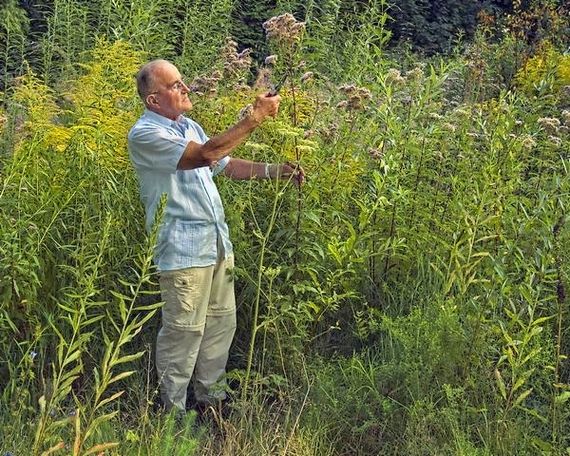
[194,255,236,404]
[156,255,236,411]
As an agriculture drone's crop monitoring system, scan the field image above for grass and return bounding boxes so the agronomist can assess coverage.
[0,3,569,455]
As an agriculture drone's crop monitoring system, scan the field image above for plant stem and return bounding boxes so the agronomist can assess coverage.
[242,181,282,399]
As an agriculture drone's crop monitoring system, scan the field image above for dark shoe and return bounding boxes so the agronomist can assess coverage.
[194,399,231,425]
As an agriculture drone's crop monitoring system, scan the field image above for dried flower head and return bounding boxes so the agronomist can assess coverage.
[300,71,314,83]
[368,148,384,160]
[319,122,339,142]
[264,55,278,65]
[233,83,251,92]
[337,84,372,111]
[263,13,305,45]
[537,117,561,133]
[189,70,222,95]
[562,110,570,126]
[442,122,457,133]
[405,66,424,82]
[221,37,252,79]
[548,135,562,147]
[521,135,536,150]
[385,68,406,85]
[254,68,273,90]
[338,84,356,94]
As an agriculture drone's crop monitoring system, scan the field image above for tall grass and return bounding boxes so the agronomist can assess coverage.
[0,0,29,92]
[0,2,569,455]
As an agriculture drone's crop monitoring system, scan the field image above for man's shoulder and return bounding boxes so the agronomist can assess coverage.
[128,114,165,141]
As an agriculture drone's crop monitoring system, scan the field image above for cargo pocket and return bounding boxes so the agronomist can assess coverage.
[160,270,205,330]
[208,255,236,315]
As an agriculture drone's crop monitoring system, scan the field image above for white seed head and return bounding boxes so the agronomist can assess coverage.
[264,55,278,65]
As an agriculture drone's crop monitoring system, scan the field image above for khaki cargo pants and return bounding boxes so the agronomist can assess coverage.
[156,255,236,411]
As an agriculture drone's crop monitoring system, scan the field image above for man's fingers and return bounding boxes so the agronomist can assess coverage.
[253,93,280,121]
[282,163,305,185]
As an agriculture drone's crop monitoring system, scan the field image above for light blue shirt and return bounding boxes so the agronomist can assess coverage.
[128,109,233,271]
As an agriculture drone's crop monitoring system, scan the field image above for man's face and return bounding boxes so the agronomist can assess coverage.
[147,62,192,120]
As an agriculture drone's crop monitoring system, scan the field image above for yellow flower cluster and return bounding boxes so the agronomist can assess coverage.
[515,42,570,94]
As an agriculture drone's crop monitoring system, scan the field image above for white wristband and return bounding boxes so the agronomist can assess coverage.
[264,162,271,179]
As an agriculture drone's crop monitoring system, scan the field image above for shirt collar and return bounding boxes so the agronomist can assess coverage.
[143,109,185,128]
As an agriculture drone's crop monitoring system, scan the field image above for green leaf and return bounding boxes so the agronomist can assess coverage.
[83,442,119,456]
[531,315,554,326]
[108,370,136,385]
[513,388,533,407]
[531,437,553,452]
[512,376,526,393]
[494,369,507,400]
[114,352,144,365]
[39,441,65,456]
[133,309,158,328]
[62,349,81,368]
[554,391,570,405]
[83,411,119,441]
[134,302,163,311]
[82,315,105,327]
[95,390,124,410]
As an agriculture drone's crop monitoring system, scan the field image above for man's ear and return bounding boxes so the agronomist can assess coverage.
[146,94,158,106]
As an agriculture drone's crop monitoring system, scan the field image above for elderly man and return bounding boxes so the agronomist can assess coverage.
[128,59,302,412]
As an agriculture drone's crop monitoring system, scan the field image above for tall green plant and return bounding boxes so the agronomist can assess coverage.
[0,0,29,93]
[173,0,237,76]
[40,0,90,83]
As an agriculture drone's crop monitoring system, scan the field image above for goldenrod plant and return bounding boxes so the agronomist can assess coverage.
[0,3,569,455]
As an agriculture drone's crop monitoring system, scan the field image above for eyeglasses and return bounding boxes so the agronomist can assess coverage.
[147,79,188,97]
[170,80,187,92]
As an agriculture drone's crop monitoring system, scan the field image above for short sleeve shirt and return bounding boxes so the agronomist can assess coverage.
[128,109,233,271]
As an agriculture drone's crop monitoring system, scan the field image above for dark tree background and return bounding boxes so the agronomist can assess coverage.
[1,0,567,88]
[11,0,520,57]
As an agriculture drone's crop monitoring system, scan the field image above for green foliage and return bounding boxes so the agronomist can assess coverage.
[0,0,29,92]
[388,0,482,54]
[1,4,569,455]
[305,352,397,455]
[169,0,237,76]
[515,41,570,95]
[149,410,199,455]
[40,0,91,82]
[231,0,276,62]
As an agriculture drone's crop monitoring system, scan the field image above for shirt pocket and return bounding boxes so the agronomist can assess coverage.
[174,220,217,265]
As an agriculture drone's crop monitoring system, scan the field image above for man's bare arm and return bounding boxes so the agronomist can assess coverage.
[223,158,305,185]
[177,93,280,170]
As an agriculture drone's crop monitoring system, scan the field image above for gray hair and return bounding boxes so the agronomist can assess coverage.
[135,59,170,103]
